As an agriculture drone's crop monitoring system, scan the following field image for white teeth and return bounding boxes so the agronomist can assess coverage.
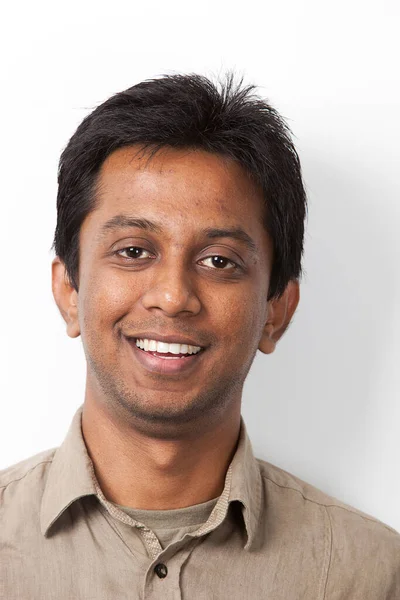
[135,338,201,355]
[157,341,169,353]
[169,343,181,355]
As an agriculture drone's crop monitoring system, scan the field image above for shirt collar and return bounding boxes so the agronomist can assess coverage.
[40,405,263,550]
[229,416,263,550]
[40,406,97,536]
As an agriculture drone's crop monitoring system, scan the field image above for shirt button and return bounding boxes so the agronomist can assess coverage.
[154,563,168,579]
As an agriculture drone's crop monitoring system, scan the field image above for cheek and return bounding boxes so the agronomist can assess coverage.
[78,271,136,338]
[212,287,266,349]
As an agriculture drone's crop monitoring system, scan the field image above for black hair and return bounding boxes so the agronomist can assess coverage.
[54,72,307,299]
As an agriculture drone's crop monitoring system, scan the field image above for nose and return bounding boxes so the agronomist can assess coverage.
[140,261,201,317]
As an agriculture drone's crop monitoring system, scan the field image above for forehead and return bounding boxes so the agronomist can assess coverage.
[88,146,266,237]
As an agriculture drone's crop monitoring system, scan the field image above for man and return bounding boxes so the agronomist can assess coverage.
[1,73,399,599]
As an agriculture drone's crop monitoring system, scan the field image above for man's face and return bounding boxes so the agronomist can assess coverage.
[70,147,275,430]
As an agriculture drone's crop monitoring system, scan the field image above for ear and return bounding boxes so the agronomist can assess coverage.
[258,280,300,354]
[52,258,81,338]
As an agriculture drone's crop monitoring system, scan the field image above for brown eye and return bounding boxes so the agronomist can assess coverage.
[117,247,152,259]
[200,256,236,269]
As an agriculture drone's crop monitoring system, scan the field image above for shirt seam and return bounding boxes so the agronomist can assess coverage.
[322,505,333,600]
[0,459,54,491]
[260,473,395,533]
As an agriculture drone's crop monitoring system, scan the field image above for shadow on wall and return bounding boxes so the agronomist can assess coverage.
[242,150,398,509]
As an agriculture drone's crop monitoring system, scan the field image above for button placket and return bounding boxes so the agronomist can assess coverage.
[142,538,200,599]
[139,527,164,559]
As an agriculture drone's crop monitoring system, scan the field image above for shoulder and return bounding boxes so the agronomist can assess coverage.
[257,458,400,595]
[0,448,56,507]
[257,456,399,532]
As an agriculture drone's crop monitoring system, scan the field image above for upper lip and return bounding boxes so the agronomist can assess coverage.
[124,332,206,347]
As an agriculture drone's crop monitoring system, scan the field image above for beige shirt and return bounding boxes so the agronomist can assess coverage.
[1,406,399,599]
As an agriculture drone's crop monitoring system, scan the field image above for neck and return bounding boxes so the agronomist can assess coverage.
[81,394,242,510]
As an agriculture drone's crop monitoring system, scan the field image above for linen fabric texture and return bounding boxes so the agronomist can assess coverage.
[1,406,399,599]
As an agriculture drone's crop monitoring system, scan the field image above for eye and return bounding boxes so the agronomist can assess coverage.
[116,247,154,260]
[199,256,237,270]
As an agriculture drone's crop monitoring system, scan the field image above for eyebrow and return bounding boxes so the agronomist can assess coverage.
[203,227,258,253]
[99,215,163,237]
[99,215,258,253]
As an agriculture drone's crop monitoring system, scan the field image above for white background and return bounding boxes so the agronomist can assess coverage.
[1,1,399,531]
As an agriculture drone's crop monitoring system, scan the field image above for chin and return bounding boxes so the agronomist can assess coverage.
[112,384,229,428]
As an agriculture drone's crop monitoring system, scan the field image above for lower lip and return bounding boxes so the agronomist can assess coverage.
[127,339,205,375]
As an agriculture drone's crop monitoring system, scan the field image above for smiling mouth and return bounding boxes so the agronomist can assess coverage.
[135,338,203,359]
[125,336,206,375]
